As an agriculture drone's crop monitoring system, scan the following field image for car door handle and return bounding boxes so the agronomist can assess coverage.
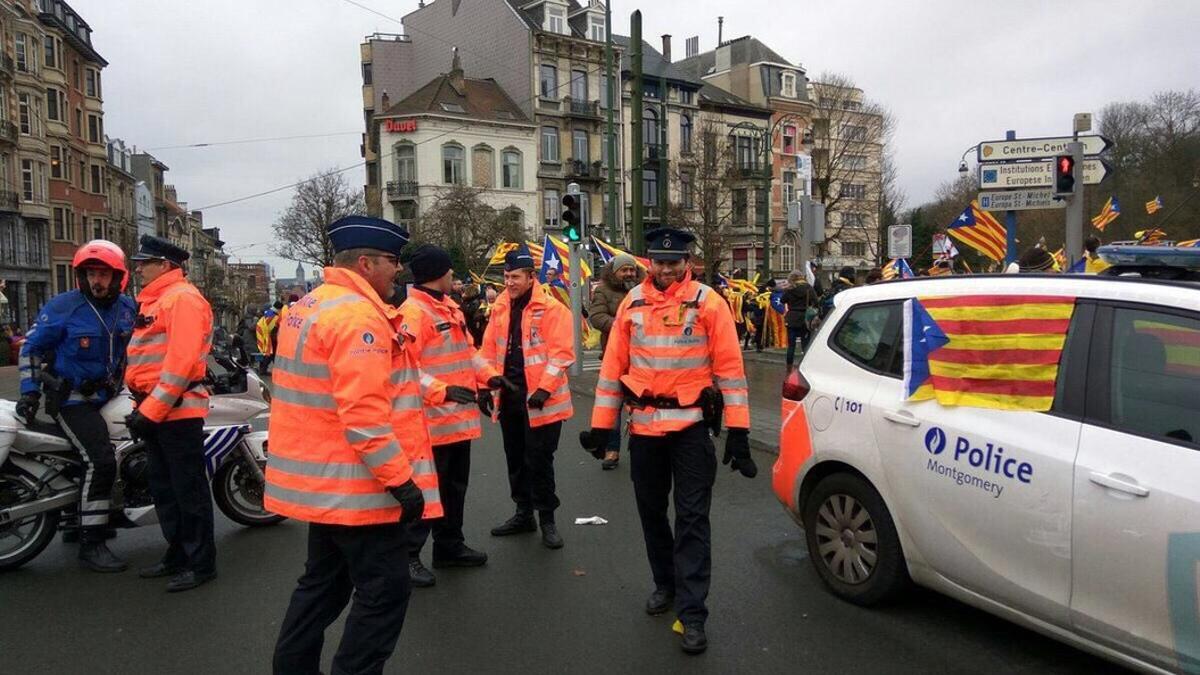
[882,410,921,427]
[1089,472,1150,498]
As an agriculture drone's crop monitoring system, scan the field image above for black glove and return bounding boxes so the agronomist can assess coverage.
[488,376,519,393]
[477,389,494,417]
[124,411,157,440]
[722,429,757,478]
[14,392,39,425]
[527,388,550,410]
[390,479,425,525]
[579,428,612,460]
[444,385,477,405]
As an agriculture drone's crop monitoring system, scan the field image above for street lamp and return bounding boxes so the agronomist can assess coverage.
[958,144,980,174]
[727,114,807,279]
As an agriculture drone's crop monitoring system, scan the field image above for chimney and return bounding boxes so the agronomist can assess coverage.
[661,34,672,62]
[718,16,724,46]
[381,90,390,111]
[448,47,465,94]
[685,36,699,59]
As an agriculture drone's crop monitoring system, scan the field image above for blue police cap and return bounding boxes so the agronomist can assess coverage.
[645,227,695,261]
[327,216,410,255]
[131,234,190,264]
[504,245,536,271]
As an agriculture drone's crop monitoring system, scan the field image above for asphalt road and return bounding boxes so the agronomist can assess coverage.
[0,394,1122,674]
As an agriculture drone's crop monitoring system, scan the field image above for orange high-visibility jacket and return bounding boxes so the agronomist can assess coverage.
[591,271,750,436]
[125,268,212,423]
[479,281,575,428]
[399,287,496,446]
[264,267,442,526]
[255,315,277,355]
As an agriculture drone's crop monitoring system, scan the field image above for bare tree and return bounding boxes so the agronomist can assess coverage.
[665,120,740,284]
[413,185,525,274]
[272,170,366,268]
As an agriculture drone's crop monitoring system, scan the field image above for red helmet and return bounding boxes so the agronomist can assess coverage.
[73,239,129,292]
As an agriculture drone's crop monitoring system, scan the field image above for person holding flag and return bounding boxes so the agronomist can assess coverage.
[1146,195,1164,215]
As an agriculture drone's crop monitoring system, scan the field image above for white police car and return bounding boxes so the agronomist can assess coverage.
[772,247,1200,674]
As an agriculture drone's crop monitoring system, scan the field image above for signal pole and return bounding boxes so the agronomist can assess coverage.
[566,181,584,375]
[1065,141,1085,265]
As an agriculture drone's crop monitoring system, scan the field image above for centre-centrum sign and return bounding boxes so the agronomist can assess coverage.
[976,135,1111,162]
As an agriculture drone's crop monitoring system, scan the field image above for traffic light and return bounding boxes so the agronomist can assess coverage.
[1054,155,1076,196]
[561,192,583,242]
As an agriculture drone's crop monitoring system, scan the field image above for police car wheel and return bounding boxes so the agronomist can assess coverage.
[802,473,908,606]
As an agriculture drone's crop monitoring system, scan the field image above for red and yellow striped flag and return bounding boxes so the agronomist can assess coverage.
[946,201,1007,261]
[909,294,1076,410]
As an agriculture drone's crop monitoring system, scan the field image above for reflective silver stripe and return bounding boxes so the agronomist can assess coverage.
[391,369,420,385]
[127,353,164,366]
[525,354,547,366]
[631,355,709,370]
[149,385,179,408]
[718,377,749,389]
[597,377,621,391]
[628,285,644,302]
[430,418,480,436]
[393,394,424,411]
[723,393,749,406]
[265,483,398,511]
[420,372,438,389]
[270,455,376,481]
[410,459,437,475]
[345,425,394,444]
[530,397,572,419]
[273,386,337,409]
[422,487,440,502]
[160,371,190,388]
[594,393,623,409]
[423,340,469,358]
[128,333,167,348]
[426,403,468,419]
[631,334,709,348]
[176,397,210,410]
[274,355,330,379]
[631,407,704,425]
[471,353,491,370]
[423,360,473,376]
[545,363,563,378]
[362,439,403,469]
[293,294,365,367]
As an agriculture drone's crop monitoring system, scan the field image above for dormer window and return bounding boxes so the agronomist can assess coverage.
[589,15,605,41]
[546,5,566,35]
[781,71,797,98]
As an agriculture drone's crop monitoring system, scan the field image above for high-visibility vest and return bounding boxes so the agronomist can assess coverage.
[399,287,496,446]
[125,268,212,423]
[592,271,750,437]
[478,281,575,428]
[264,267,442,526]
[255,315,277,355]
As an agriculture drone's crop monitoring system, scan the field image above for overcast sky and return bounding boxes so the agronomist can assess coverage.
[75,0,1200,274]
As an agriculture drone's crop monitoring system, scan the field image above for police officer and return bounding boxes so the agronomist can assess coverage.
[585,228,756,654]
[16,240,136,572]
[124,235,216,592]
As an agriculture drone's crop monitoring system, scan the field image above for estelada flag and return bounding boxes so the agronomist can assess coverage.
[1091,196,1120,231]
[904,295,1076,411]
[1146,196,1164,214]
[946,201,1007,262]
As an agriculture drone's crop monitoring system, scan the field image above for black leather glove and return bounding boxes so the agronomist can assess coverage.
[579,428,612,460]
[488,376,519,393]
[722,429,757,478]
[527,388,550,410]
[15,392,39,425]
[124,411,157,440]
[444,385,477,405]
[390,479,425,525]
[477,389,494,417]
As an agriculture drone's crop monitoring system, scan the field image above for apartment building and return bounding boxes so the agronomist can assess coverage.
[105,136,136,257]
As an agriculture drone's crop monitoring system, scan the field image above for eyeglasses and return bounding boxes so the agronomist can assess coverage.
[367,254,400,266]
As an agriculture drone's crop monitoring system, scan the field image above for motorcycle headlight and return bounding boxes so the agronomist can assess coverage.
[261,385,272,405]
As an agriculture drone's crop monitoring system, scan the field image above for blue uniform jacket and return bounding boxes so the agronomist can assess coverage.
[19,290,137,406]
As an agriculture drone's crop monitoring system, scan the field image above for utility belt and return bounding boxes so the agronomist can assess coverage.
[40,371,119,417]
[130,380,206,408]
[623,385,725,436]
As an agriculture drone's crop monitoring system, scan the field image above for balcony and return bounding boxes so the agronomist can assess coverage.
[643,143,663,161]
[732,165,764,180]
[563,97,600,119]
[565,159,604,182]
[386,181,418,200]
[0,190,19,212]
[0,53,13,80]
[0,120,16,146]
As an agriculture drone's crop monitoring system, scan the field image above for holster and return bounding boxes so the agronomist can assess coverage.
[40,372,71,418]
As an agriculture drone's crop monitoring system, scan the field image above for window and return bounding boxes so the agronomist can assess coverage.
[43,36,57,69]
[18,94,31,134]
[395,143,416,182]
[72,59,80,90]
[439,102,465,114]
[53,207,68,240]
[21,159,34,201]
[733,189,748,224]
[703,131,717,166]
[842,125,868,141]
[756,188,769,225]
[782,170,796,204]
[502,150,522,189]
[842,241,867,257]
[546,5,566,34]
[589,15,605,42]
[15,34,28,72]
[680,89,694,105]
[541,126,560,162]
[361,62,373,85]
[601,131,617,168]
[643,169,658,208]
[783,125,796,154]
[1106,308,1200,446]
[841,99,862,111]
[643,80,660,99]
[781,71,797,98]
[544,189,560,227]
[572,129,589,163]
[736,135,757,170]
[599,73,610,109]
[74,109,82,136]
[395,201,418,223]
[642,108,659,147]
[442,144,465,185]
[91,163,102,193]
[571,70,587,102]
[846,154,868,170]
[85,69,99,98]
[55,264,70,295]
[50,146,63,179]
[88,115,102,143]
[46,88,64,122]
[92,218,104,240]
[680,114,693,154]
[680,173,694,209]
[780,234,796,272]
[843,213,866,228]
[843,184,867,199]
[833,302,902,376]
[540,64,558,99]
[472,146,494,188]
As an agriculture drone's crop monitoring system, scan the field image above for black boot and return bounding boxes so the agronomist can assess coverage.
[645,587,674,615]
[432,544,488,568]
[490,510,537,536]
[539,512,563,550]
[79,533,128,573]
[681,624,708,655]
[408,559,436,587]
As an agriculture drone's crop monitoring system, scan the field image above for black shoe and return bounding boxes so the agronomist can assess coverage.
[601,454,619,471]
[490,512,537,536]
[645,588,674,616]
[681,624,708,655]
[166,569,217,593]
[540,522,563,550]
[408,559,436,587]
[138,561,181,579]
[79,541,128,573]
[432,544,488,568]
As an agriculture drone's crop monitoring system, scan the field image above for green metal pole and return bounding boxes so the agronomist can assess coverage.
[762,124,772,277]
[630,11,643,255]
[658,92,668,223]
[605,2,618,243]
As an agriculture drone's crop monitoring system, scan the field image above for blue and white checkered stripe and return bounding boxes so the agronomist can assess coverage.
[203,424,250,477]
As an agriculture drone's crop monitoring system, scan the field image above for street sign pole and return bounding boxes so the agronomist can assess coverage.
[568,240,584,376]
[796,195,810,274]
[1004,130,1019,266]
[1065,141,1085,265]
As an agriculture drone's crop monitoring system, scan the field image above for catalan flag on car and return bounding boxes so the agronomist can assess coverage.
[1091,196,1120,231]
[903,295,1076,411]
[946,201,1007,262]
[1146,195,1164,214]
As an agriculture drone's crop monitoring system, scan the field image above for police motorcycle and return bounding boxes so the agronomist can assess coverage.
[0,359,280,572]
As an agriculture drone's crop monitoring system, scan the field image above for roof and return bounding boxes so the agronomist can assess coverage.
[380,68,530,125]
[612,35,704,88]
[504,0,593,38]
[698,82,771,117]
[676,35,801,80]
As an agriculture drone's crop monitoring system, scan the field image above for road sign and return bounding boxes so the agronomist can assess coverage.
[977,134,1111,162]
[977,190,1066,212]
[978,158,1111,189]
[888,224,912,259]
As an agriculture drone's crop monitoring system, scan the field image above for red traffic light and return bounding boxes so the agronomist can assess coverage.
[1058,156,1074,173]
[1054,154,1076,196]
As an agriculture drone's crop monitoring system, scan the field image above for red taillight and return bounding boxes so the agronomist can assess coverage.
[782,369,810,401]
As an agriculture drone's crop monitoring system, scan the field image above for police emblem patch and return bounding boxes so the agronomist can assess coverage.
[80,337,91,349]
[362,332,375,345]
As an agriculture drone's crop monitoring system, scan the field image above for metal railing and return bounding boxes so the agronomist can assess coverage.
[0,53,13,79]
[0,190,20,212]
[385,181,418,199]
[564,98,599,118]
[0,120,17,145]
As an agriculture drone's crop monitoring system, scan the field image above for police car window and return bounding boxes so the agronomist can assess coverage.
[1108,308,1200,446]
[832,302,902,376]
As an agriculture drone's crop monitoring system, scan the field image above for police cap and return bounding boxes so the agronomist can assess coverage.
[131,234,190,265]
[327,216,410,255]
[504,245,536,272]
[645,227,695,261]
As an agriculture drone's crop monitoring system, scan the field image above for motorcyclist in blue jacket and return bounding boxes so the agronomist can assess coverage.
[16,240,137,572]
